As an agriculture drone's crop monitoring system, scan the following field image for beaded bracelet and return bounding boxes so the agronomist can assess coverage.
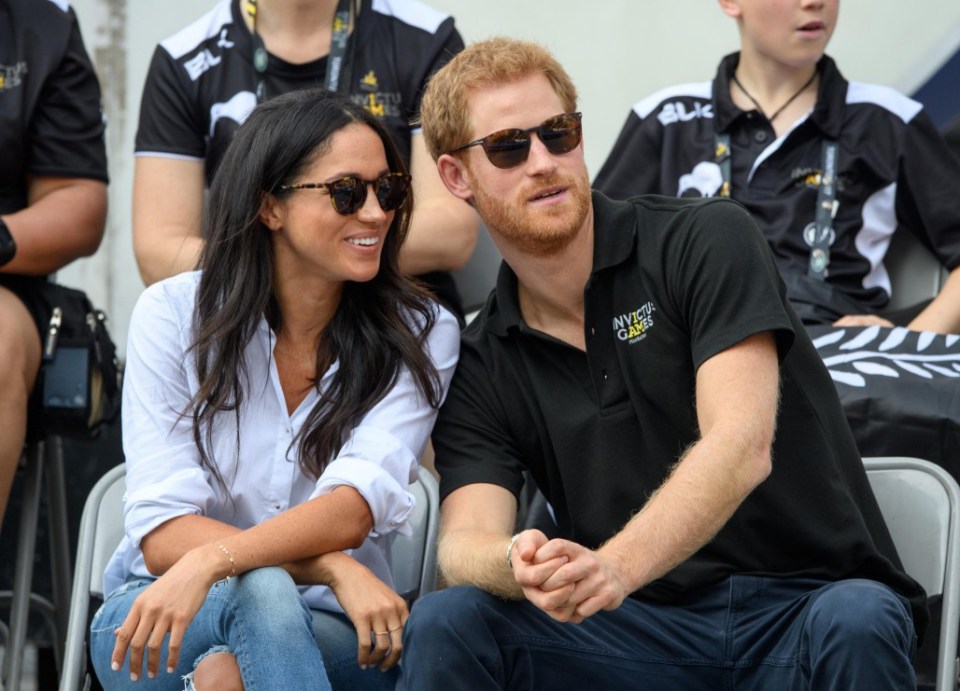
[215,542,236,581]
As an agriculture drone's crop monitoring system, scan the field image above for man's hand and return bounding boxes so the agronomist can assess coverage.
[510,532,629,624]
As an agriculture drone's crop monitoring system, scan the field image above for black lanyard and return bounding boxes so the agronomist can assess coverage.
[248,0,355,103]
[715,132,838,280]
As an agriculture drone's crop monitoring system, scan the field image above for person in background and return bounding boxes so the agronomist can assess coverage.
[0,0,107,533]
[402,36,925,690]
[595,0,960,334]
[89,89,458,690]
[132,0,478,321]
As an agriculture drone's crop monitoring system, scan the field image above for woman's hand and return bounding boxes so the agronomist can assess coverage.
[310,552,409,671]
[111,543,230,680]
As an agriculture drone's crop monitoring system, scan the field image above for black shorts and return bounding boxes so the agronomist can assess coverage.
[0,274,53,339]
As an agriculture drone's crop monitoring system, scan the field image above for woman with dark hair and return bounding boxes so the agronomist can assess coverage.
[89,88,459,690]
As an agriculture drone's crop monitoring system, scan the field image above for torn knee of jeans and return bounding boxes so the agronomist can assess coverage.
[183,644,234,690]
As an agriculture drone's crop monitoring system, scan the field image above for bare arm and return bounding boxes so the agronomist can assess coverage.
[527,331,779,622]
[400,133,479,275]
[907,266,960,334]
[1,176,106,275]
[132,156,205,286]
[114,484,374,677]
[436,482,523,599]
[139,483,372,577]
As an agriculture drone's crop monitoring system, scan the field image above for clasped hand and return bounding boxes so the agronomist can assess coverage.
[510,530,628,624]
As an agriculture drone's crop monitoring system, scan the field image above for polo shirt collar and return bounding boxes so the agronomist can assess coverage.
[712,52,848,140]
[483,191,637,337]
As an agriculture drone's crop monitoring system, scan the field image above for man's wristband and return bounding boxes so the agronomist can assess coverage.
[506,533,522,569]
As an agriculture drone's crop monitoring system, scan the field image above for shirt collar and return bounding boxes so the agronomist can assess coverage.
[712,52,848,140]
[482,191,637,337]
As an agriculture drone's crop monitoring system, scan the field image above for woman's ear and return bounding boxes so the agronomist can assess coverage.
[259,193,284,232]
[436,153,475,203]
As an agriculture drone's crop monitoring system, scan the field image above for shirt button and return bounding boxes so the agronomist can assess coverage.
[274,504,281,510]
[754,130,768,144]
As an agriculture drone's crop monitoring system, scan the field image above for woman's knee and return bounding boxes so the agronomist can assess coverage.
[222,567,313,633]
[190,651,243,691]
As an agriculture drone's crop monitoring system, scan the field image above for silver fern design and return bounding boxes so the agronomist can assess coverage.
[812,325,960,388]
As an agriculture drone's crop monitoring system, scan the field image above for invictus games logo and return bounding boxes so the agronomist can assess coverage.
[613,301,656,344]
[0,61,28,91]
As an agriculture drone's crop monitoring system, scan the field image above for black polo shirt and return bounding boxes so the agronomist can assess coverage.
[0,0,107,215]
[594,53,960,314]
[433,191,926,635]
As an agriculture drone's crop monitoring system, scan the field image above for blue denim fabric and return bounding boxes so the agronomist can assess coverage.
[90,567,333,691]
[311,610,399,690]
[401,576,917,690]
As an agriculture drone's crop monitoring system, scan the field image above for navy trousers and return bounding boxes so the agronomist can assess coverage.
[401,576,917,690]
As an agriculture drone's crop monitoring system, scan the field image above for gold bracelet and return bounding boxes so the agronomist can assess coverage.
[215,541,236,581]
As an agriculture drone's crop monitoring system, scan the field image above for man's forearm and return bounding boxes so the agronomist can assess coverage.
[438,528,523,600]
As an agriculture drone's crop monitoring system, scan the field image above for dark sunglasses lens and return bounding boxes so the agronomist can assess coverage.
[540,114,582,155]
[330,178,366,215]
[482,130,531,169]
[375,174,410,211]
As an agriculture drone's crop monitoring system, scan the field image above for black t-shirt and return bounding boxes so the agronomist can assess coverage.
[433,191,927,636]
[135,0,465,314]
[0,0,108,215]
[594,53,960,315]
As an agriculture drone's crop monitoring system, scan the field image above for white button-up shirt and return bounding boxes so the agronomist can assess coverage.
[103,271,460,611]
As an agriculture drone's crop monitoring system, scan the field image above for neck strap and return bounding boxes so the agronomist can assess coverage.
[714,132,838,280]
[248,0,355,103]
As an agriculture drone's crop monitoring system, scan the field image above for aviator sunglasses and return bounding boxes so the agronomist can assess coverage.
[280,172,411,216]
[448,112,583,169]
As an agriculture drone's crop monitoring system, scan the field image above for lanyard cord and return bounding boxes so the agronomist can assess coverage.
[247,0,355,103]
[715,132,838,280]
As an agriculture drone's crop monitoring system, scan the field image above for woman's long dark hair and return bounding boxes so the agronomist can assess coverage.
[187,88,442,484]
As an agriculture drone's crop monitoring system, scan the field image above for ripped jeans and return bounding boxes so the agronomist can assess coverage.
[90,566,398,691]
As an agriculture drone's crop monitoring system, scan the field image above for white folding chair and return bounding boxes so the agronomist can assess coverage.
[390,467,440,601]
[864,456,960,691]
[58,464,441,690]
[59,462,125,691]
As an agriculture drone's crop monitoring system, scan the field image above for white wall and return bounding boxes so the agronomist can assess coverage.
[63,0,960,356]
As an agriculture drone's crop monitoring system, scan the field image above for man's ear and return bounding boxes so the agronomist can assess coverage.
[436,153,475,203]
[259,193,284,232]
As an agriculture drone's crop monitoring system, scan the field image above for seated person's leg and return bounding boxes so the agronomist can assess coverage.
[802,578,915,689]
[403,584,731,690]
[191,652,242,691]
[91,567,329,690]
[0,286,42,533]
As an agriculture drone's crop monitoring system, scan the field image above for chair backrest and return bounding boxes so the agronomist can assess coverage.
[59,464,441,690]
[59,462,125,691]
[863,456,960,691]
[451,224,501,321]
[885,228,947,311]
[390,467,440,601]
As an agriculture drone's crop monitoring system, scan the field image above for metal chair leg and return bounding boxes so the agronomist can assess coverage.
[1,436,73,689]
[46,436,73,672]
[3,441,45,691]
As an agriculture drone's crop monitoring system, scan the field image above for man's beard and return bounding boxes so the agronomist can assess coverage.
[473,170,591,258]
